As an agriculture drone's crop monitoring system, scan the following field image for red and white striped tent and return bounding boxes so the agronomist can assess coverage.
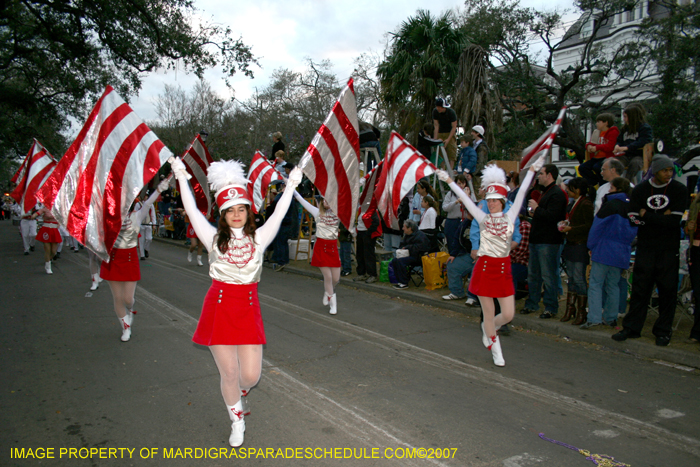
[247,151,282,214]
[11,139,57,214]
[37,86,172,261]
[181,134,214,216]
[375,131,437,230]
[299,78,360,230]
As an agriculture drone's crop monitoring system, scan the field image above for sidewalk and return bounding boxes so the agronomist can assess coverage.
[155,236,700,369]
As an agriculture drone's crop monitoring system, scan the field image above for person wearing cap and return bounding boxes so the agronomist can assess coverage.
[437,155,544,367]
[432,98,458,166]
[171,157,303,447]
[471,125,489,175]
[613,154,687,346]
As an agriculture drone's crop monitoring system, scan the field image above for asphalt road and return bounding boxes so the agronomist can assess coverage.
[2,223,699,466]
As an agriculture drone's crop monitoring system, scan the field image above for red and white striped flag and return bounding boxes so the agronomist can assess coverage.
[247,151,282,214]
[299,78,360,230]
[10,139,57,214]
[181,134,214,216]
[358,159,384,210]
[36,86,172,261]
[375,131,437,230]
[519,107,568,170]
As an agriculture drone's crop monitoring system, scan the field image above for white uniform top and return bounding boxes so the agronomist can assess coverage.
[293,191,339,240]
[209,228,265,284]
[176,170,300,285]
[113,190,160,249]
[448,169,534,259]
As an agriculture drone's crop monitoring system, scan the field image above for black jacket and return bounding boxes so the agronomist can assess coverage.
[400,230,431,259]
[529,182,567,244]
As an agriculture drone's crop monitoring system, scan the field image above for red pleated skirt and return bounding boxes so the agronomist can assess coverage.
[186,224,197,239]
[310,238,341,268]
[100,247,141,281]
[468,255,514,298]
[36,224,62,243]
[193,280,265,346]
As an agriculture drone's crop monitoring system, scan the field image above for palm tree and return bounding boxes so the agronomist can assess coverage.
[377,10,467,140]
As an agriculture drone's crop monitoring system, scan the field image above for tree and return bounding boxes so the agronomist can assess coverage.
[635,1,700,154]
[377,10,468,140]
[149,80,234,159]
[461,0,654,160]
[0,0,257,164]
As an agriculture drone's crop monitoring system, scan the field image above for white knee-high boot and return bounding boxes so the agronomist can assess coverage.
[488,335,505,367]
[197,255,203,266]
[45,262,52,274]
[329,293,337,315]
[119,312,134,342]
[240,389,251,416]
[480,322,489,348]
[227,401,245,447]
[90,273,100,290]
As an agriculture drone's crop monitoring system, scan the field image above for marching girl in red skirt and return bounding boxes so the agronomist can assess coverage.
[171,157,302,448]
[32,203,62,274]
[293,191,341,314]
[438,156,543,366]
[100,179,170,342]
[185,212,204,266]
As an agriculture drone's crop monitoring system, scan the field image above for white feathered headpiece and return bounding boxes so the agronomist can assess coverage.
[208,160,252,212]
[480,164,508,200]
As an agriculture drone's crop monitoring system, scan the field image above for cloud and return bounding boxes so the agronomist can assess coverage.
[133,0,576,122]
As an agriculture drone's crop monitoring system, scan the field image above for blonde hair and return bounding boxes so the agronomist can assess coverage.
[275,150,286,159]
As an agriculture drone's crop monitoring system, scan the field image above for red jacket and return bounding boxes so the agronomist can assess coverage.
[585,126,620,159]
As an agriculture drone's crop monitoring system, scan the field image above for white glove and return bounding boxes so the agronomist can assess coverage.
[157,179,170,193]
[170,157,188,178]
[531,153,547,172]
[436,169,449,182]
[287,167,303,187]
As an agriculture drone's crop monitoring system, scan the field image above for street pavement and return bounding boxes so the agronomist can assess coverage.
[2,222,700,466]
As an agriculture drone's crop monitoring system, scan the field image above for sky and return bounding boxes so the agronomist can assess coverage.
[130,0,578,122]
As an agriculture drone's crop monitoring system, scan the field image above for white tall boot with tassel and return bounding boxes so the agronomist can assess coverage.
[488,335,505,367]
[329,293,337,315]
[227,401,246,447]
[45,261,52,275]
[90,273,100,290]
[119,312,134,342]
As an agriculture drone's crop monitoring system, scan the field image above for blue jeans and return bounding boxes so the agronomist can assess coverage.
[588,261,622,324]
[339,240,353,274]
[271,225,291,265]
[447,254,474,297]
[525,244,561,313]
[565,258,588,295]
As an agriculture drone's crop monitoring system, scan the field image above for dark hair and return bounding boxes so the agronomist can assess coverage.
[605,158,624,175]
[423,122,435,134]
[611,176,631,196]
[216,205,257,253]
[487,198,506,210]
[543,164,558,180]
[568,177,595,201]
[623,104,647,134]
[417,179,439,201]
[422,194,439,211]
[455,174,468,185]
[596,113,615,128]
[459,134,473,145]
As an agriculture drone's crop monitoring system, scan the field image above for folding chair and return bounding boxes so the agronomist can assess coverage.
[409,264,424,287]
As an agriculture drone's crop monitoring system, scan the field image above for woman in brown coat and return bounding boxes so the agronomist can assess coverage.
[560,178,595,324]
